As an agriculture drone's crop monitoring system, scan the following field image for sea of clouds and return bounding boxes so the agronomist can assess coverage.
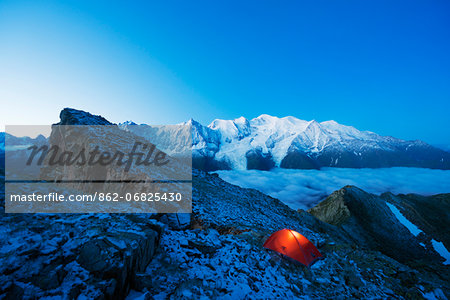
[215,167,450,210]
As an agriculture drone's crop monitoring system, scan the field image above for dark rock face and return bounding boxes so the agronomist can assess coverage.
[280,151,319,169]
[77,228,159,297]
[312,143,450,169]
[246,149,275,170]
[308,186,448,265]
[192,155,231,172]
[57,108,113,125]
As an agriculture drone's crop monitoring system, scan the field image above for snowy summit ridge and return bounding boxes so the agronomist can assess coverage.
[183,114,450,171]
[116,111,450,171]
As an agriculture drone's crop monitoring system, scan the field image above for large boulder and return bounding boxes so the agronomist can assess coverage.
[0,212,161,299]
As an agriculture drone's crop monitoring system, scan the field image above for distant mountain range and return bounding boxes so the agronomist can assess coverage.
[0,133,48,173]
[0,132,47,148]
[125,114,450,171]
[2,109,449,171]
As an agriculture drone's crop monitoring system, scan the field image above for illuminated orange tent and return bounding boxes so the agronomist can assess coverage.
[263,229,322,267]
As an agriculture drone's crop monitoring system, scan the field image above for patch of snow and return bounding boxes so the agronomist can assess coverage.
[385,202,422,236]
[430,239,450,265]
[422,288,447,300]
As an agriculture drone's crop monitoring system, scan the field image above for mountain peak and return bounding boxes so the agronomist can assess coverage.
[57,108,113,125]
[233,116,249,124]
[321,120,338,125]
[121,120,137,126]
[258,113,273,117]
[254,114,277,121]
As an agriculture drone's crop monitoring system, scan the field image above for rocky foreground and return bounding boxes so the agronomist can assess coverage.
[0,169,449,299]
[0,108,449,299]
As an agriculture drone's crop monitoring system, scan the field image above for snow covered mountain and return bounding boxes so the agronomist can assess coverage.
[3,109,449,171]
[183,114,450,171]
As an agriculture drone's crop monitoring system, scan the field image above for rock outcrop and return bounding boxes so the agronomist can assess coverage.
[57,108,114,125]
[309,186,449,268]
[0,211,161,299]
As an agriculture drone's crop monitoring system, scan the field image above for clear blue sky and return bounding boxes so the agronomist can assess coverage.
[1,0,449,144]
